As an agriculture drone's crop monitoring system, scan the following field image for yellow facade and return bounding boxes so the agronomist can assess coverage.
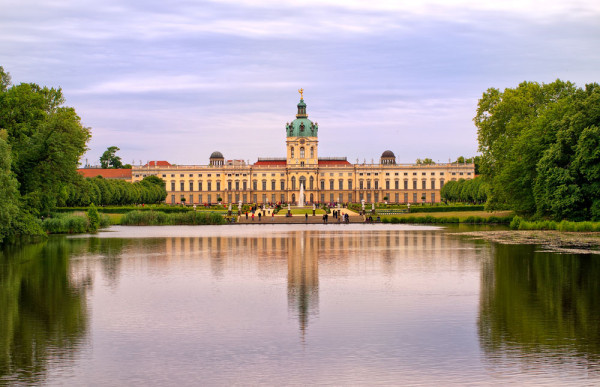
[131,98,474,205]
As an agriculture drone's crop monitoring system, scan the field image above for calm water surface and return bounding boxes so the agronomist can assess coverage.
[1,224,599,386]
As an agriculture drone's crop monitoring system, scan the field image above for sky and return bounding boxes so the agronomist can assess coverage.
[1,0,599,166]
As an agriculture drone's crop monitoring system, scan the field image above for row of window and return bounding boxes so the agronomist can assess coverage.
[135,171,471,179]
[170,178,446,192]
[169,192,437,204]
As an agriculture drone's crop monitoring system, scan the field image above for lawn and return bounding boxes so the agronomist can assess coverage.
[287,208,327,215]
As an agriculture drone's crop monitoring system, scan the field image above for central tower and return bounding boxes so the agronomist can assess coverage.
[286,91,318,167]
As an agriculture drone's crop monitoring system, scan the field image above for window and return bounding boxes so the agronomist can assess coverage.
[413,193,417,202]
[199,182,203,191]
[162,174,166,178]
[348,180,353,190]
[216,182,221,191]
[180,174,184,177]
[321,194,325,203]
[404,180,408,189]
[422,172,426,176]
[367,180,371,189]
[180,181,185,191]
[243,181,247,190]
[386,181,390,190]
[395,193,399,202]
[330,180,334,190]
[300,161,305,167]
[330,193,334,203]
[291,147,295,158]
[413,180,417,189]
[291,177,296,190]
[359,180,364,189]
[253,181,257,190]
[431,180,436,190]
[320,180,325,190]
[339,180,343,190]
[395,180,399,189]
[431,193,436,203]
[310,147,314,158]
[404,193,408,203]
[271,180,276,190]
[227,181,232,190]
[374,181,379,189]
[171,181,175,191]
[300,147,305,158]
[235,181,240,190]
[281,181,285,190]
[440,180,444,188]
[404,172,408,176]
[189,181,194,191]
[208,182,212,191]
[422,180,426,189]
[309,176,314,190]
[262,180,267,190]
[348,193,353,202]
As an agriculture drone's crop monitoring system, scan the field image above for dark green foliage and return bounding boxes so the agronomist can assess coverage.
[120,210,226,225]
[475,80,600,220]
[440,177,488,204]
[0,66,88,244]
[87,204,100,232]
[510,218,600,231]
[99,146,123,168]
[64,175,167,206]
[54,205,224,214]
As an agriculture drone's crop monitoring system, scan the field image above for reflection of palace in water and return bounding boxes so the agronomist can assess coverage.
[157,229,476,334]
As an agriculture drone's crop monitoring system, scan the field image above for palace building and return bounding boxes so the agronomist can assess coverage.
[131,94,474,205]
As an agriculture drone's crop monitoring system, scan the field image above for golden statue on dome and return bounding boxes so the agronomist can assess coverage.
[298,88,304,99]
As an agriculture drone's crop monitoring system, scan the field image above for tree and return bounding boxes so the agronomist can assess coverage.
[87,203,100,232]
[0,77,91,216]
[0,65,11,92]
[100,146,123,169]
[416,158,435,165]
[475,79,600,220]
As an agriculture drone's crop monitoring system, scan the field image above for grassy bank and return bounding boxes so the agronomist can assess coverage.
[120,210,226,225]
[42,213,111,234]
[381,214,513,224]
[510,216,600,232]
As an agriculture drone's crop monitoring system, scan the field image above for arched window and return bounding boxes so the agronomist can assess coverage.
[309,176,314,190]
[291,147,295,158]
[299,176,306,189]
[291,176,296,190]
[300,147,305,158]
[310,147,314,158]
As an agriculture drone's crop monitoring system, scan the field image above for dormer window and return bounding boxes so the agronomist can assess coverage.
[300,122,305,131]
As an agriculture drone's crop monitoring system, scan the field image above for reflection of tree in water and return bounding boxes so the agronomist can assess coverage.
[287,232,319,339]
[479,244,600,370]
[88,237,126,287]
[0,238,91,384]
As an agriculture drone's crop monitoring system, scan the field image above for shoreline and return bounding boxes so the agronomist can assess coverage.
[455,230,600,254]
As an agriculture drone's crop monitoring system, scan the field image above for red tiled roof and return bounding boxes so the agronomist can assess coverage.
[144,160,171,167]
[254,160,287,166]
[318,160,352,166]
[78,168,132,179]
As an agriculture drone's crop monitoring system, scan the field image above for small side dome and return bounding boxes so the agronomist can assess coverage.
[380,150,396,165]
[210,151,224,166]
[210,151,224,159]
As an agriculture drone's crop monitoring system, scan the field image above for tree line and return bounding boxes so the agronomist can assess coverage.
[475,80,600,221]
[440,177,488,204]
[65,175,166,206]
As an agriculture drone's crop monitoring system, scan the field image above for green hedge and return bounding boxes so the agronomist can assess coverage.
[120,210,226,225]
[381,215,512,224]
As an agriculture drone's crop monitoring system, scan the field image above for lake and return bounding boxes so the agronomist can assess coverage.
[1,224,599,386]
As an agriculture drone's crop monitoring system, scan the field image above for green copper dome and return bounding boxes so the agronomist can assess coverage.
[286,99,318,137]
